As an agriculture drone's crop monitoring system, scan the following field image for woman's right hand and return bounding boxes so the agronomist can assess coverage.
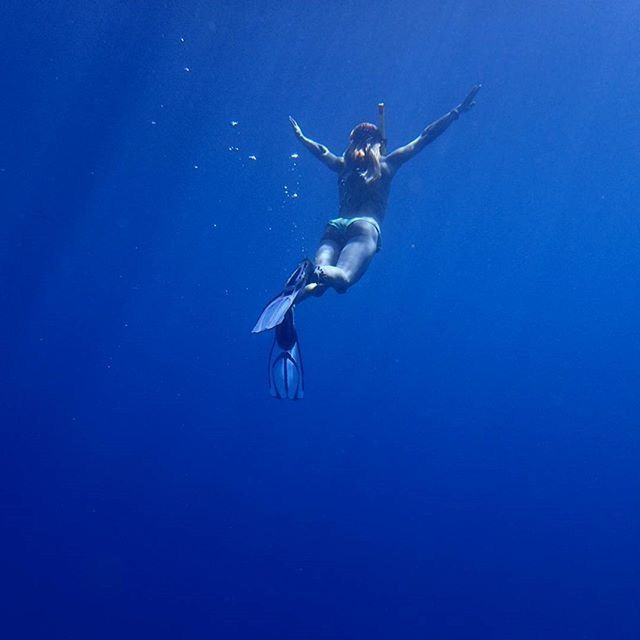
[458,85,481,113]
[289,116,303,138]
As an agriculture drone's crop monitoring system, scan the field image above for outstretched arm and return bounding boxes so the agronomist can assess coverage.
[385,85,480,171]
[289,116,343,172]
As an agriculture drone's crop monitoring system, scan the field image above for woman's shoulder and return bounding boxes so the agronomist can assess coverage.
[380,158,396,178]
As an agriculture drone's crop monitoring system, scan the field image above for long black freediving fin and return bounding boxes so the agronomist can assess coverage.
[268,307,304,400]
[252,259,314,334]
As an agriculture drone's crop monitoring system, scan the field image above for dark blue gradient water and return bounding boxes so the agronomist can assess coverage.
[3,2,640,638]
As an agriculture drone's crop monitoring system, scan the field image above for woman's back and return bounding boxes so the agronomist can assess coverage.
[338,161,393,220]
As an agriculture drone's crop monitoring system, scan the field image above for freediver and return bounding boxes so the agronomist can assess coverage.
[253,85,481,398]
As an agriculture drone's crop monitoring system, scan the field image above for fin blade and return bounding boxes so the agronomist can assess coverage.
[252,292,296,333]
[268,310,304,399]
[252,259,314,333]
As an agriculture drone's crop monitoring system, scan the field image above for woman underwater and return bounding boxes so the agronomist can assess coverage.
[253,85,481,399]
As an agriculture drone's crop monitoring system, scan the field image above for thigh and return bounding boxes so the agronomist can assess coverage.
[314,237,341,266]
[336,222,379,285]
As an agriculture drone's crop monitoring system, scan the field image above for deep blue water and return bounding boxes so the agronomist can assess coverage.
[3,1,640,638]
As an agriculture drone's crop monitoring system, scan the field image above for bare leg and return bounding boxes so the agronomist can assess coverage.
[315,238,340,267]
[296,238,340,303]
[317,221,378,293]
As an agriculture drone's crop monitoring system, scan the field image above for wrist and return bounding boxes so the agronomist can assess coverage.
[451,107,461,119]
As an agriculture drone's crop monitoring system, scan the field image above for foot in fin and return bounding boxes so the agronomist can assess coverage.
[252,259,314,334]
[269,308,304,399]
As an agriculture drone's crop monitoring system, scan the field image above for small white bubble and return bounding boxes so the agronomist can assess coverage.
[230,121,239,127]
[290,153,299,159]
[184,67,191,72]
[248,155,257,161]
[180,37,185,42]
[194,164,199,169]
[151,120,157,125]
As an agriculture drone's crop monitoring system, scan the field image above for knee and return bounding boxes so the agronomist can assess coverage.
[335,276,351,294]
[317,265,351,293]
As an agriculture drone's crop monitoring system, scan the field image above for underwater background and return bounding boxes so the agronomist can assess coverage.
[3,1,640,638]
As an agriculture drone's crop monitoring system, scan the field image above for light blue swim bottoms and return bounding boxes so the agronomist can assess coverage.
[324,216,382,252]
